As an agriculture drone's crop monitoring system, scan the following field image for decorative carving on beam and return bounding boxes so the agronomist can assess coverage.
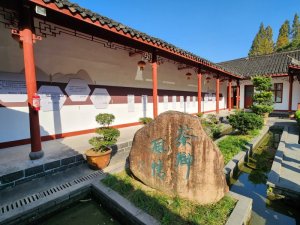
[0,6,19,29]
[177,64,193,71]
[33,18,136,52]
[129,50,143,57]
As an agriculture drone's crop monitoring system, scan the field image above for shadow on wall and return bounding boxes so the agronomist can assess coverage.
[0,106,50,148]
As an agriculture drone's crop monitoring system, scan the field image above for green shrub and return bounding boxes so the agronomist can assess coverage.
[251,105,274,115]
[196,113,203,118]
[206,114,219,124]
[295,110,300,126]
[201,115,222,139]
[96,113,115,127]
[211,126,221,139]
[89,113,120,152]
[228,111,263,134]
[139,117,153,124]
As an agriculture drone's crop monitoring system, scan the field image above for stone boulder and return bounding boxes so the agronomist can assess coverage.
[129,111,228,205]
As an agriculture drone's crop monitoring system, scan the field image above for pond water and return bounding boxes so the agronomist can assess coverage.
[230,128,300,225]
[37,198,120,225]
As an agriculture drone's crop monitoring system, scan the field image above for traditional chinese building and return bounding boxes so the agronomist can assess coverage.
[219,50,300,112]
[0,0,299,159]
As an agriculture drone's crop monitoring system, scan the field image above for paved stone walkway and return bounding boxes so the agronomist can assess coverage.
[0,125,142,177]
[268,121,300,199]
[278,126,300,194]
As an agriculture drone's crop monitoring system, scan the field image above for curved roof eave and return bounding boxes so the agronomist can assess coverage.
[29,0,243,79]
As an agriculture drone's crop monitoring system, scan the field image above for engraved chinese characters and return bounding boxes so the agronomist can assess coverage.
[129,111,228,205]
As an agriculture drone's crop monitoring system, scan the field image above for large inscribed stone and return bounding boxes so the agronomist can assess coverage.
[129,111,228,205]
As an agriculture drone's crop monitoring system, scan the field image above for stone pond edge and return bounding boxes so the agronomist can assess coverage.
[92,175,253,225]
[223,126,270,184]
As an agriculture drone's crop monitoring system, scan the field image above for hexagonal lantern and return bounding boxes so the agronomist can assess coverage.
[65,79,91,102]
[38,85,67,111]
[90,88,111,109]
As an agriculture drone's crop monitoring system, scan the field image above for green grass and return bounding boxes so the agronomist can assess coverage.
[218,129,260,164]
[102,171,236,225]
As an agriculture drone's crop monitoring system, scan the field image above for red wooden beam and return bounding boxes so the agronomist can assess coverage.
[228,79,232,111]
[16,4,44,159]
[288,75,293,112]
[152,52,158,118]
[216,75,220,114]
[236,80,240,109]
[197,70,202,113]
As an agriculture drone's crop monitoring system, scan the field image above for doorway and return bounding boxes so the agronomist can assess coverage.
[244,85,254,109]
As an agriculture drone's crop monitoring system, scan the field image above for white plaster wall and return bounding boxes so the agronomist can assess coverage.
[292,79,300,110]
[0,107,30,142]
[0,20,229,143]
[239,77,299,111]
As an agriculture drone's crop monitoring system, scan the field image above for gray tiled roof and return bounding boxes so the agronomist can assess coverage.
[40,0,242,77]
[218,50,300,77]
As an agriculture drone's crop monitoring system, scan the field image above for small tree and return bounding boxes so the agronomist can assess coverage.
[251,75,274,116]
[89,113,120,152]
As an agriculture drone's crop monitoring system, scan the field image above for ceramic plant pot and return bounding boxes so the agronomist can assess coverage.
[85,147,112,170]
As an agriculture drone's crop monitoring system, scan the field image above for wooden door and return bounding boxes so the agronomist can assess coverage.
[244,85,254,109]
[232,87,237,108]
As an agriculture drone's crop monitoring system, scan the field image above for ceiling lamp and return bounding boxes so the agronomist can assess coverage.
[137,60,146,71]
[186,72,192,80]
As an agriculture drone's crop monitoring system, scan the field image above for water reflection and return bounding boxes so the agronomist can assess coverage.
[230,129,299,225]
[231,172,297,225]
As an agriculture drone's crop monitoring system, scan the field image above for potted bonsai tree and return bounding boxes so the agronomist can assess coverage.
[86,113,120,169]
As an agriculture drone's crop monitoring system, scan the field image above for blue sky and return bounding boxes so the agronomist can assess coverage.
[72,0,298,63]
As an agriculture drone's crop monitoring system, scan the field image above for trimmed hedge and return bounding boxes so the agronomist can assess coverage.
[295,110,300,126]
[228,111,263,134]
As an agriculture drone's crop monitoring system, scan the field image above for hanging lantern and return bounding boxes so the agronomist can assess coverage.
[186,72,192,80]
[137,60,146,70]
[206,76,211,83]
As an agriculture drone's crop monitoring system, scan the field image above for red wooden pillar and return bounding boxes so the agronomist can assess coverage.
[288,74,293,112]
[228,79,232,111]
[236,80,240,109]
[19,4,43,160]
[216,75,220,114]
[152,51,158,118]
[197,70,202,113]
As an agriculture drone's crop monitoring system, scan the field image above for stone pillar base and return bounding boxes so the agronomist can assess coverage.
[29,150,44,160]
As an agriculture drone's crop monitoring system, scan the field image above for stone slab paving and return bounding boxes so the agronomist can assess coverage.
[0,125,142,177]
[278,127,300,194]
[268,123,300,199]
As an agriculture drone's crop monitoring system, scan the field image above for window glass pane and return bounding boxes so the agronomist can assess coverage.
[275,91,282,103]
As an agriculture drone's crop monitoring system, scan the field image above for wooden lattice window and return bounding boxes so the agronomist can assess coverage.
[274,83,283,103]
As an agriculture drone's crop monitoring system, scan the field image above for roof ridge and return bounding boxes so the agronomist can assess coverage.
[219,49,300,64]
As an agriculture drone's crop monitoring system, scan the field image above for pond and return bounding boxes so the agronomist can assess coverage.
[230,128,300,225]
[36,197,120,225]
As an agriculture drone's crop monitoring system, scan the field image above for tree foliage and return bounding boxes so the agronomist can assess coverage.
[251,76,274,116]
[249,24,274,56]
[250,14,300,55]
[275,20,290,51]
[89,113,120,152]
[290,13,300,48]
